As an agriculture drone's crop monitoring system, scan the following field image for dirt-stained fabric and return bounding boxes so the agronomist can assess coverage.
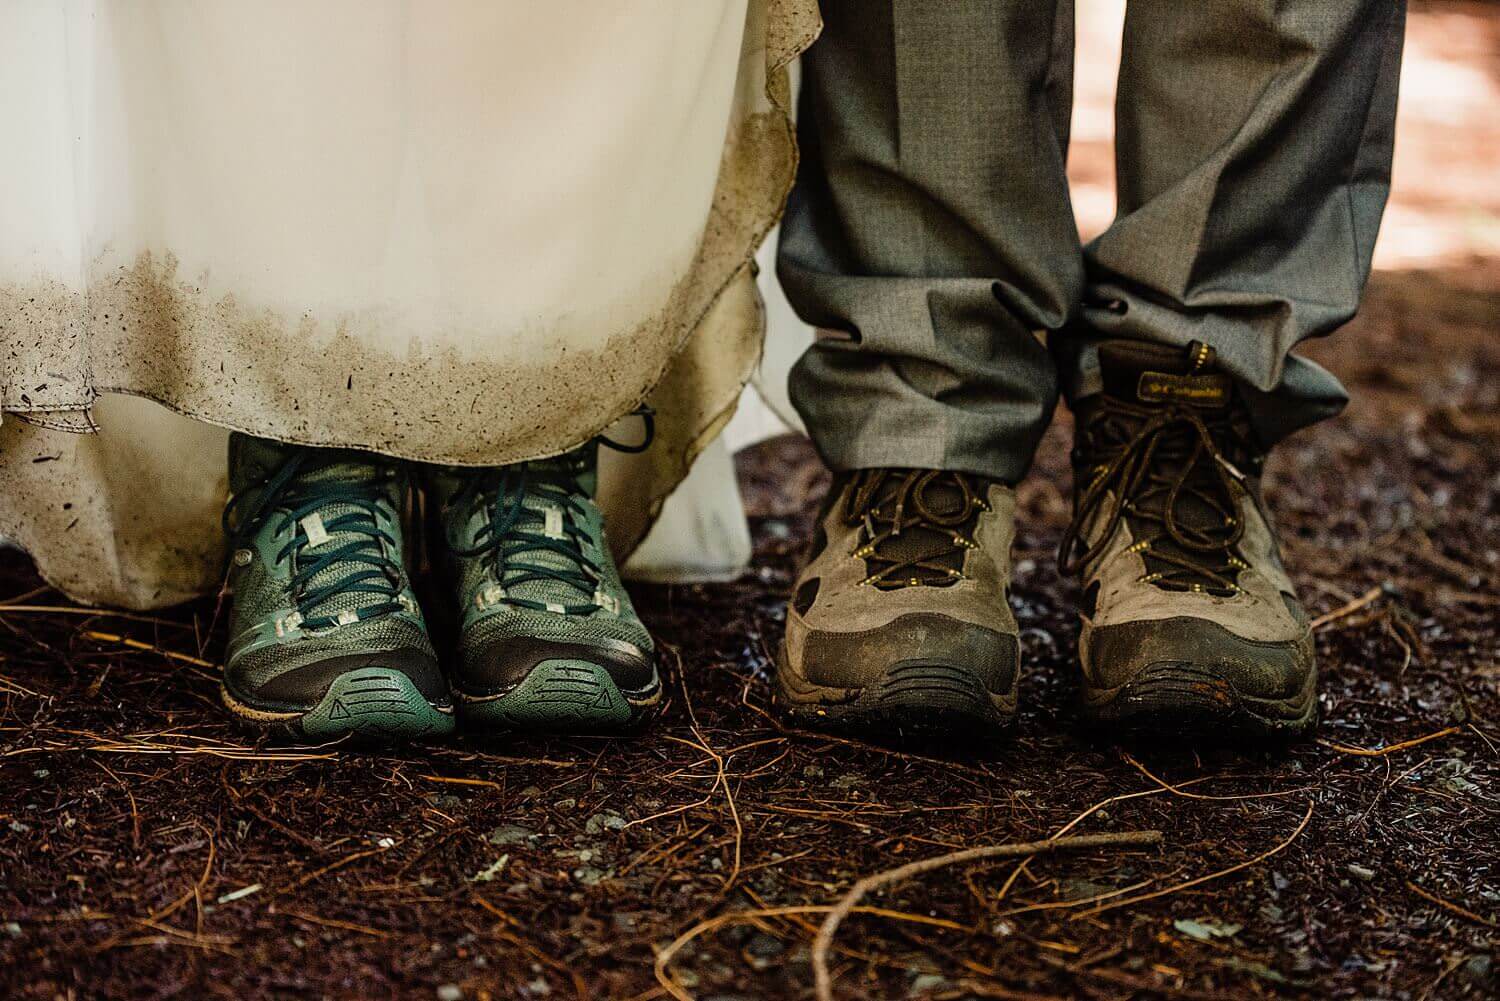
[0,0,820,609]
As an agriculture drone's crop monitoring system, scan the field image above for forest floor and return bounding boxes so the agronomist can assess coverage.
[2,3,1498,1000]
[6,264,1496,1001]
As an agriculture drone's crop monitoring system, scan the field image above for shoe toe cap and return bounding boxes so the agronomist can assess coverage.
[1084,616,1313,702]
[457,636,656,696]
[796,613,1019,696]
[232,647,449,711]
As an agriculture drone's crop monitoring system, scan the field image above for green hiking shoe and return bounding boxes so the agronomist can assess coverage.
[1060,340,1317,742]
[428,440,661,734]
[220,434,454,742]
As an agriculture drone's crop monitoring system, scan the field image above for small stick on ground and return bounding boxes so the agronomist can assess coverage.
[1405,880,1499,928]
[1311,585,1384,630]
[655,903,970,1001]
[811,830,1164,1001]
[81,629,218,669]
[1318,725,1461,757]
[1076,801,1314,918]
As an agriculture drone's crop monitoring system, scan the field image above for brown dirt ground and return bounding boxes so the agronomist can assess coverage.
[1,264,1496,1001]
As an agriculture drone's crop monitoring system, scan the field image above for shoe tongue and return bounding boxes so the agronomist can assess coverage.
[229,435,299,494]
[859,471,977,583]
[1097,340,1232,412]
[868,471,969,519]
[1092,343,1241,582]
[493,444,601,606]
[229,435,384,495]
[530,442,598,496]
[227,436,400,622]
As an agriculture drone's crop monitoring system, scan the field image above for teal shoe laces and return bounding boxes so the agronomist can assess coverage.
[224,451,406,631]
[446,411,653,617]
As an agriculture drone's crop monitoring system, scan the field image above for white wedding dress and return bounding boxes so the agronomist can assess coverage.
[0,0,818,607]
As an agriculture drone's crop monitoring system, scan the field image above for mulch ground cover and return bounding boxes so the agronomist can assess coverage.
[1,265,1496,999]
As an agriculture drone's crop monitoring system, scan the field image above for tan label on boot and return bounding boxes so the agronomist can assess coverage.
[1137,371,1231,407]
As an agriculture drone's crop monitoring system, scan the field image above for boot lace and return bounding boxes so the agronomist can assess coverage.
[446,410,653,616]
[1058,399,1251,595]
[224,453,406,631]
[845,469,990,589]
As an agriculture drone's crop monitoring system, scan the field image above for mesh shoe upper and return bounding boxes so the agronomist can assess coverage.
[222,434,439,710]
[430,442,654,695]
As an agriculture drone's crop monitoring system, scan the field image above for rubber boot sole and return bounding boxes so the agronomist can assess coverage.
[222,666,456,743]
[776,641,1016,739]
[1082,660,1318,744]
[457,658,662,736]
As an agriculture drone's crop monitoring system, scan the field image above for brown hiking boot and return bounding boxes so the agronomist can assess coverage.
[1060,339,1317,741]
[776,469,1020,736]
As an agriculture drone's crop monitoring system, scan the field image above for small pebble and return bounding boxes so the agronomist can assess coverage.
[486,824,535,846]
[911,973,948,993]
[584,812,626,835]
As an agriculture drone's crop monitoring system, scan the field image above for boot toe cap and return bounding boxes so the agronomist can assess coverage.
[1081,616,1317,736]
[794,613,1019,697]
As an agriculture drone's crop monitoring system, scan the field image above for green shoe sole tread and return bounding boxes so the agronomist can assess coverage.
[221,665,455,743]
[458,658,661,735]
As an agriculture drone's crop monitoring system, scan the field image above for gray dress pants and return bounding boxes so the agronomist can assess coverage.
[779,0,1406,483]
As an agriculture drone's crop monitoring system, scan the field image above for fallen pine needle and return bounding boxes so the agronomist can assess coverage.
[1318,725,1461,758]
[215,883,262,904]
[1076,800,1314,918]
[998,878,1153,917]
[81,630,218,669]
[80,738,334,762]
[1120,751,1308,802]
[812,829,1163,1001]
[1405,880,1498,928]
[280,846,387,893]
[0,604,191,629]
[664,729,743,894]
[0,673,46,698]
[415,774,505,791]
[655,904,970,1001]
[1310,585,1383,630]
[280,908,391,938]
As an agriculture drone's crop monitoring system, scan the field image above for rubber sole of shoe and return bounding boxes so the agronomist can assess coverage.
[775,642,1016,739]
[457,658,663,736]
[221,666,456,743]
[1082,660,1318,744]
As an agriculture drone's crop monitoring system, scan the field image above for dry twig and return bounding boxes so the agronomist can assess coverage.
[1310,585,1384,630]
[812,830,1164,1001]
[654,903,969,1001]
[1318,726,1462,757]
[1075,801,1314,917]
[1405,880,1498,928]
